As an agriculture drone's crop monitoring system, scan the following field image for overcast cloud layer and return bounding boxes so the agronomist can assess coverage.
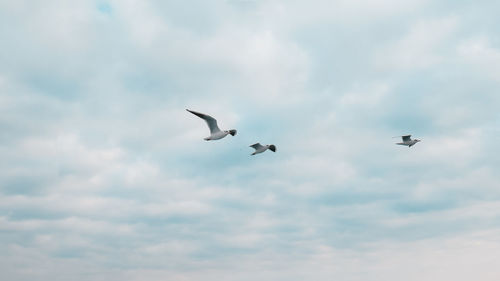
[1,1,500,280]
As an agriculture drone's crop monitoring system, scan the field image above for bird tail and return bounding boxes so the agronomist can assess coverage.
[229,129,237,136]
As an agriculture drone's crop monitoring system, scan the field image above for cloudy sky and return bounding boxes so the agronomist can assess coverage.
[1,0,500,280]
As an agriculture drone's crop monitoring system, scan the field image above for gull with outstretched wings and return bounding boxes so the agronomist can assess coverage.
[249,143,276,155]
[394,134,421,147]
[186,109,237,141]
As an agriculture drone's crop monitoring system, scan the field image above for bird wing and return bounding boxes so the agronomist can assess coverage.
[402,135,412,142]
[249,143,264,150]
[186,109,221,134]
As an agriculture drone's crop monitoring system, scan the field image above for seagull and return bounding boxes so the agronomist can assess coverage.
[249,143,276,155]
[394,135,421,147]
[186,109,237,141]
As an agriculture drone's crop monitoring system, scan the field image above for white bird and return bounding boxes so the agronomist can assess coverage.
[394,135,421,147]
[186,109,237,141]
[249,143,276,155]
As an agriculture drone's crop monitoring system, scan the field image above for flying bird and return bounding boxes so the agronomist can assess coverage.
[249,143,276,155]
[186,109,237,141]
[394,135,421,147]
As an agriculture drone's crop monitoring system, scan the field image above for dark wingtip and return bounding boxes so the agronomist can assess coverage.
[229,129,237,136]
[269,145,276,152]
[186,109,205,119]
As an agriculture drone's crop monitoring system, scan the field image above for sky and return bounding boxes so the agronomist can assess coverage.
[1,0,500,280]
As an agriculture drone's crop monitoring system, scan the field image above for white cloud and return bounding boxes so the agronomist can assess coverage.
[375,16,458,70]
[457,37,500,81]
[339,82,391,107]
[110,0,169,48]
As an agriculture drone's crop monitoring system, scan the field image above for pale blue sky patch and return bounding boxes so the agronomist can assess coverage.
[97,2,112,15]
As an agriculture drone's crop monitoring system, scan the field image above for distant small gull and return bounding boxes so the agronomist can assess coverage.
[186,109,237,141]
[249,143,276,155]
[394,135,421,147]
